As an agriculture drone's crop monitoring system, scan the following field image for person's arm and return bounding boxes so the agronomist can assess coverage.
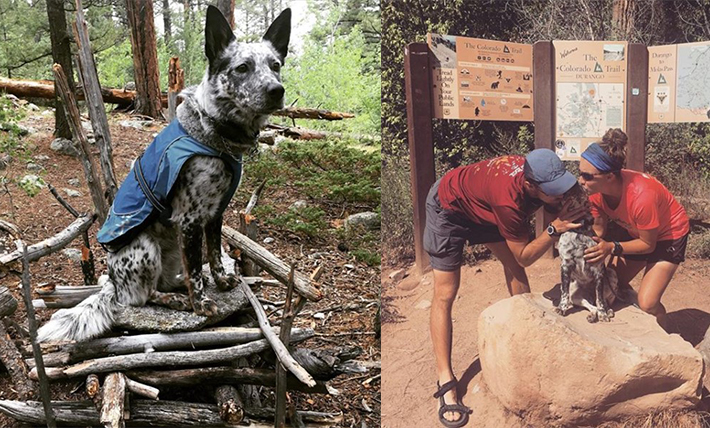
[506,202,588,267]
[592,215,607,238]
[584,228,658,263]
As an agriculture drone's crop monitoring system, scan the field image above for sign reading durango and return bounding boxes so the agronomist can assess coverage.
[554,40,628,160]
[427,34,533,121]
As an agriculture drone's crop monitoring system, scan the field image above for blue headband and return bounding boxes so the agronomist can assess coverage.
[581,143,622,172]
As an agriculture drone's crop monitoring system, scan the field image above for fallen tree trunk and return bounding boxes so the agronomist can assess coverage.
[32,277,267,309]
[222,226,321,301]
[30,331,313,380]
[0,214,95,268]
[0,400,341,427]
[0,78,354,121]
[125,366,331,394]
[25,326,314,367]
[0,322,33,400]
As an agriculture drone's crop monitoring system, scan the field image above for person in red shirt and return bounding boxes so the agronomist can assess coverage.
[580,128,689,332]
[425,149,586,428]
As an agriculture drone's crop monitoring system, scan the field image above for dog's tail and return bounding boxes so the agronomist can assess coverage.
[37,275,117,342]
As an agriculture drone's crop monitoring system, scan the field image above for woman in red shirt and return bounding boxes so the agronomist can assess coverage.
[580,128,690,330]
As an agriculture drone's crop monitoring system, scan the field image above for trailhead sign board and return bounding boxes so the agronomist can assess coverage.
[425,34,710,158]
[427,33,534,121]
[553,40,628,160]
[648,41,710,123]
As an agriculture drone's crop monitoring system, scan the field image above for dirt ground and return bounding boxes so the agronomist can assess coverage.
[0,107,380,427]
[381,256,710,428]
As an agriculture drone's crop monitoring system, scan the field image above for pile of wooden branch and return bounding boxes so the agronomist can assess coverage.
[0,213,371,427]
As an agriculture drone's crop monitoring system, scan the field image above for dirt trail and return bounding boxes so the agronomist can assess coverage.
[381,257,710,428]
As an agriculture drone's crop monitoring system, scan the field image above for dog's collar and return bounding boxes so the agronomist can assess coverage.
[214,120,259,145]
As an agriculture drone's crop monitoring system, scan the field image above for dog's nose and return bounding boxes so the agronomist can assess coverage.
[267,84,285,102]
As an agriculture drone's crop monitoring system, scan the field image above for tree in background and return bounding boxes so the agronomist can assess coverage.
[162,0,172,45]
[46,0,74,139]
[216,0,235,29]
[125,0,162,118]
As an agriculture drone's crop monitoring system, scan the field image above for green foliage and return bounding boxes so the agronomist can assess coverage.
[244,138,380,265]
[269,205,329,238]
[282,26,380,135]
[0,96,27,159]
[250,139,380,206]
[18,174,45,197]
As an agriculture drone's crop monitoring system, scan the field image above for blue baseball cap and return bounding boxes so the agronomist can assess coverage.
[523,149,577,196]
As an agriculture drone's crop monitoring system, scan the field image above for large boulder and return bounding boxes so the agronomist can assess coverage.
[478,293,703,426]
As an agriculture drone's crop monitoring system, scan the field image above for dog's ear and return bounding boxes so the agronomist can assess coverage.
[262,8,291,62]
[205,5,235,64]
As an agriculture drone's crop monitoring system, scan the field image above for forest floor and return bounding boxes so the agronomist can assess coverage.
[0,104,380,427]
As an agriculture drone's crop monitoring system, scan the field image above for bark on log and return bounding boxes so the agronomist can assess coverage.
[0,322,33,400]
[0,215,94,268]
[0,286,18,317]
[53,64,109,223]
[100,372,126,428]
[272,107,354,120]
[215,385,243,424]
[86,373,102,409]
[73,0,118,203]
[222,226,321,301]
[126,366,330,394]
[0,399,341,427]
[239,279,316,387]
[30,331,313,380]
[26,326,313,365]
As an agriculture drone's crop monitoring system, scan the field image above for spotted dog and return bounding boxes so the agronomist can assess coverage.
[37,6,291,342]
[556,183,619,323]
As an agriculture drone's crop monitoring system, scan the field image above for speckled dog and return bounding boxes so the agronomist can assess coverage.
[37,6,291,342]
[556,183,619,323]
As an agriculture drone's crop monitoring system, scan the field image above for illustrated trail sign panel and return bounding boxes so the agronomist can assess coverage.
[647,44,677,123]
[427,34,533,121]
[553,41,628,160]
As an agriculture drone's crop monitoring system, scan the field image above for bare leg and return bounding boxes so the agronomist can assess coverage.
[485,241,530,295]
[430,268,463,424]
[637,261,679,331]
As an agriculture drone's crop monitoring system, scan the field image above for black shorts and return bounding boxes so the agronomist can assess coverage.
[423,179,505,272]
[623,233,688,265]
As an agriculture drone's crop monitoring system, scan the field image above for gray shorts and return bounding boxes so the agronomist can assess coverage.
[423,179,504,271]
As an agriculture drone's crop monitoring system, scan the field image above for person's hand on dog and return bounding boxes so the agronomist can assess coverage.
[550,199,588,234]
[584,236,614,263]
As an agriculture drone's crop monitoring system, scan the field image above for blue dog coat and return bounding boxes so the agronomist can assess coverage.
[97,120,242,251]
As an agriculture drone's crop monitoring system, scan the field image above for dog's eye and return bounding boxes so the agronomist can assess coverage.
[271,62,281,72]
[236,64,248,73]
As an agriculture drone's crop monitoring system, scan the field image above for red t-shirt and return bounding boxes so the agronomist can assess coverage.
[589,170,689,240]
[438,155,540,242]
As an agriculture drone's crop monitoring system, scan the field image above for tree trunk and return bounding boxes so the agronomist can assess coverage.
[45,0,74,139]
[161,0,172,46]
[612,0,635,39]
[216,0,235,29]
[125,0,163,119]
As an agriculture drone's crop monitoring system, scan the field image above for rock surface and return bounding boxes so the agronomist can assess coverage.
[478,293,703,426]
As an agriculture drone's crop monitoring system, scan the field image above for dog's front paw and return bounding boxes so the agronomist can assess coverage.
[554,301,573,316]
[586,311,599,323]
[214,273,239,291]
[598,308,614,322]
[193,297,219,317]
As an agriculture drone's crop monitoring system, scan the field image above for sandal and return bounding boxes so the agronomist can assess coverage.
[433,377,472,428]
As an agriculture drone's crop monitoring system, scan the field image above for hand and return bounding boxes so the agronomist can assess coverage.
[584,236,613,263]
[551,199,588,234]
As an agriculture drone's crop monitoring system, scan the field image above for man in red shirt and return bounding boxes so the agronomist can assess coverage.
[426,149,585,428]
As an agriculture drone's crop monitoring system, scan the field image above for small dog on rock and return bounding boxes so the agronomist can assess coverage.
[555,183,619,323]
